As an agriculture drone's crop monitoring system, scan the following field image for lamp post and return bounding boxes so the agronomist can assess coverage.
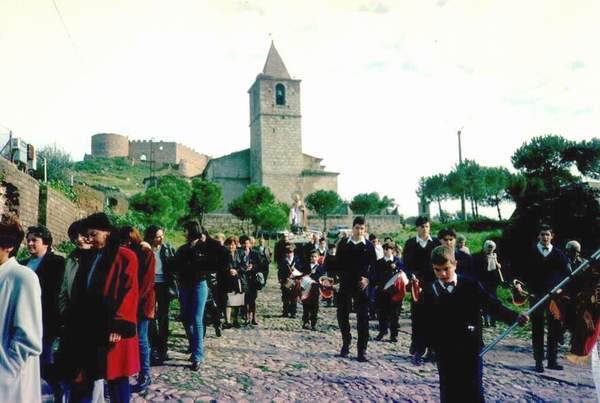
[458,128,466,221]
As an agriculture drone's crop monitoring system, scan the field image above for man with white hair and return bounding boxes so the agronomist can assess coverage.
[473,240,503,327]
[565,240,583,273]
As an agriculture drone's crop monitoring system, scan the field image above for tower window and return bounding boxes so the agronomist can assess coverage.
[275,83,286,105]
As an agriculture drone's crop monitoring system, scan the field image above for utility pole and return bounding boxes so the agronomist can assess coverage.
[150,138,155,187]
[43,157,48,183]
[458,129,466,221]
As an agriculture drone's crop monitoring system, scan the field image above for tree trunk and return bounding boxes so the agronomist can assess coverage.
[323,215,327,234]
[495,197,502,220]
[475,201,479,218]
[437,199,444,222]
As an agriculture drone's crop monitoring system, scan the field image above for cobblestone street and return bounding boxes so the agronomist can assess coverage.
[130,273,597,402]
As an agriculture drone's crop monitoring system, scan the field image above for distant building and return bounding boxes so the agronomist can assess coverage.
[89,133,210,177]
[203,42,339,209]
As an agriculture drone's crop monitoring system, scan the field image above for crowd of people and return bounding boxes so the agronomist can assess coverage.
[0,212,596,403]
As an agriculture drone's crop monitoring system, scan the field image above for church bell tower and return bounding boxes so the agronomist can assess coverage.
[249,42,303,203]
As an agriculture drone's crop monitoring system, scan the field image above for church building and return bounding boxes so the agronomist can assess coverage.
[203,42,339,209]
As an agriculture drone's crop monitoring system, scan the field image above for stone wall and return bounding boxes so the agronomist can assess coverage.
[0,157,39,228]
[40,187,82,245]
[91,133,129,158]
[129,140,178,166]
[1,157,119,245]
[176,144,210,177]
[73,184,105,213]
[202,213,403,235]
[300,172,338,196]
[307,215,404,235]
[128,140,209,177]
[204,150,251,211]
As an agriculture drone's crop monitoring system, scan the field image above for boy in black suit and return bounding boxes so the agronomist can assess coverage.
[437,227,474,277]
[329,216,377,362]
[300,250,324,330]
[515,224,570,372]
[423,246,528,402]
[277,243,301,318]
[402,216,440,364]
[373,243,405,342]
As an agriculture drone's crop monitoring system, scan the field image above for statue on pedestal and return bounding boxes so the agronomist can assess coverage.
[289,193,307,234]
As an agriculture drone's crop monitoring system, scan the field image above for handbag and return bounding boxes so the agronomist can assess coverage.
[227,277,245,307]
[255,272,266,290]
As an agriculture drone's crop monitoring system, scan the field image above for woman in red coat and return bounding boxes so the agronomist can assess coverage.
[118,225,156,393]
[67,213,139,403]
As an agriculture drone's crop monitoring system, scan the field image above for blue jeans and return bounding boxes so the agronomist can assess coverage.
[138,319,150,376]
[179,281,208,363]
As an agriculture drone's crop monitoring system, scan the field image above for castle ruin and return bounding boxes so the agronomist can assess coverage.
[90,133,210,177]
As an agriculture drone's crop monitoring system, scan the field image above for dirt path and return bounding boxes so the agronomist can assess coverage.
[133,274,596,402]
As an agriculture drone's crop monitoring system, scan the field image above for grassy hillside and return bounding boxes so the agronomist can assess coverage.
[72,157,181,197]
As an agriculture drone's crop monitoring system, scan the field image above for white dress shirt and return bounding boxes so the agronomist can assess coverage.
[537,242,553,257]
[416,235,432,249]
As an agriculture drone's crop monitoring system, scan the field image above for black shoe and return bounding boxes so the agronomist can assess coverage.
[411,353,423,366]
[310,325,317,331]
[251,320,258,326]
[191,361,201,371]
[338,346,350,358]
[374,332,386,341]
[290,314,296,319]
[132,373,151,393]
[389,337,398,343]
[302,323,309,329]
[357,352,369,362]
[233,322,241,328]
[535,362,545,373]
[215,327,222,337]
[547,362,564,370]
[281,312,288,318]
[223,323,232,329]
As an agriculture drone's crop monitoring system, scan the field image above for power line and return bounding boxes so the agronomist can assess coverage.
[51,0,78,53]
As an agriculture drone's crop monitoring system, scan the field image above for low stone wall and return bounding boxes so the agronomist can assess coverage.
[307,215,403,234]
[203,213,245,233]
[202,213,403,235]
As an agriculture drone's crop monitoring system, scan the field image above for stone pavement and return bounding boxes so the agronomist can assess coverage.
[128,272,597,402]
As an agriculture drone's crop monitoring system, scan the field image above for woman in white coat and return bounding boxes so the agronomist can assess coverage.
[0,215,43,403]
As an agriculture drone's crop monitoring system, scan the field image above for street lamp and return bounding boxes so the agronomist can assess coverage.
[457,128,466,221]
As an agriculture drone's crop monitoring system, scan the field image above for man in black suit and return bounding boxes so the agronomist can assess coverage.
[515,224,570,372]
[329,216,377,362]
[20,225,65,398]
[423,246,528,402]
[402,216,440,364]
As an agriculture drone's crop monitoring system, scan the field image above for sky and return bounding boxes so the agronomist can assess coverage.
[1,0,599,217]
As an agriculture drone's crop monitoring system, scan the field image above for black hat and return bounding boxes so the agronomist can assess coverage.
[83,213,113,231]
